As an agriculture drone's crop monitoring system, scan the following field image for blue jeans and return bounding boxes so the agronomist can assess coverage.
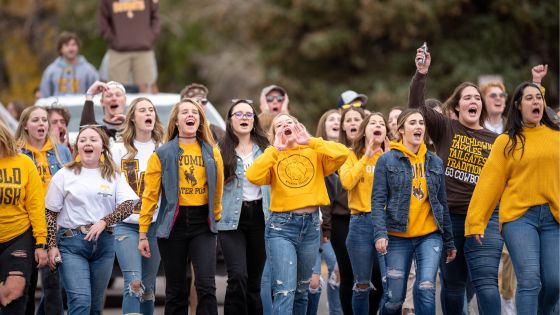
[440,210,503,315]
[380,232,442,315]
[346,214,383,314]
[261,259,273,315]
[266,211,321,315]
[114,223,161,315]
[502,204,559,315]
[306,239,343,315]
[57,229,115,315]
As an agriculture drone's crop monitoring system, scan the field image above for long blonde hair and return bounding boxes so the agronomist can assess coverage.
[165,98,216,145]
[15,106,64,165]
[120,97,164,159]
[0,121,18,158]
[66,126,118,181]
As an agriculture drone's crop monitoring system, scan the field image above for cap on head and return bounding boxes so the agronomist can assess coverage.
[106,81,126,94]
[262,85,287,96]
[337,90,368,108]
[180,83,209,99]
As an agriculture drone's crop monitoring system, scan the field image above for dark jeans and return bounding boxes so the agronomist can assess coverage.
[158,205,218,315]
[36,267,64,315]
[440,210,503,315]
[219,199,266,315]
[0,229,34,315]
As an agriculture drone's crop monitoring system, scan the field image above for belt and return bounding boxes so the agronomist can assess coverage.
[62,225,113,237]
[242,199,262,208]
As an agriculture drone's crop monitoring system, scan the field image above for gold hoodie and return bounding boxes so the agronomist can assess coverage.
[389,141,438,238]
[340,150,381,214]
[23,139,55,193]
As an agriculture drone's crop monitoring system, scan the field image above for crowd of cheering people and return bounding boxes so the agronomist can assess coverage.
[0,22,559,315]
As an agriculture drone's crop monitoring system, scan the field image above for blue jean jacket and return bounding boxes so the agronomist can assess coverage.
[21,144,72,174]
[217,144,270,231]
[153,137,219,238]
[371,150,455,252]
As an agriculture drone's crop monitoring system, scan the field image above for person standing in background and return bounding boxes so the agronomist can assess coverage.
[98,0,160,93]
[40,31,99,97]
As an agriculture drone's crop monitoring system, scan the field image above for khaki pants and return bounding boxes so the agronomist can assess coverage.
[500,247,517,300]
[107,49,157,86]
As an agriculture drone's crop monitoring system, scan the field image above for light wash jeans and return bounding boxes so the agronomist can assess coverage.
[266,211,321,315]
[114,222,161,315]
[306,240,343,315]
[502,204,559,315]
[57,229,115,315]
[380,232,442,315]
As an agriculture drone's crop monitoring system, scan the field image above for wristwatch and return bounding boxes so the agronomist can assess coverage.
[35,244,48,250]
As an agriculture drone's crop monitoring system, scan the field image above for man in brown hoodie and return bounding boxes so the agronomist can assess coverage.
[98,0,160,93]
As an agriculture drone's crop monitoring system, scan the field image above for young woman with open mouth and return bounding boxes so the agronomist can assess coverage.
[45,126,138,314]
[373,109,456,315]
[408,48,503,314]
[217,99,270,314]
[138,98,224,315]
[466,82,559,315]
[15,106,71,315]
[110,97,164,315]
[0,121,48,315]
[246,113,349,315]
[340,112,389,314]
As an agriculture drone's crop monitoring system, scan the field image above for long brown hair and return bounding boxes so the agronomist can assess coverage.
[352,112,388,159]
[315,109,339,140]
[395,109,423,141]
[339,107,365,147]
[165,98,216,145]
[442,82,487,126]
[67,126,118,181]
[120,97,164,159]
[15,106,64,165]
[0,121,18,158]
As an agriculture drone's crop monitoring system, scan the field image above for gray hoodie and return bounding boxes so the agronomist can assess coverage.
[39,56,99,97]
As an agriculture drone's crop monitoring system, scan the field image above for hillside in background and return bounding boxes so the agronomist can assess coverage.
[1,0,557,129]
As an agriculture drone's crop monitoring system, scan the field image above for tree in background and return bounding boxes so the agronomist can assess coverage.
[1,0,557,130]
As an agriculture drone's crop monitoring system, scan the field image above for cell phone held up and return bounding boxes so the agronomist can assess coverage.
[419,42,428,65]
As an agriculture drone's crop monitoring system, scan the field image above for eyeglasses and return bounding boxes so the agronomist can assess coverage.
[341,101,362,109]
[489,92,507,99]
[231,112,255,119]
[266,95,284,103]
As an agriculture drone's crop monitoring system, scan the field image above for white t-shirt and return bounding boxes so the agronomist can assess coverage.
[240,152,262,201]
[484,119,504,134]
[111,140,159,224]
[45,167,139,229]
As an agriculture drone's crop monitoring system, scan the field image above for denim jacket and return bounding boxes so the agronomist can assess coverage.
[153,137,219,238]
[371,149,455,252]
[21,144,72,175]
[217,144,270,231]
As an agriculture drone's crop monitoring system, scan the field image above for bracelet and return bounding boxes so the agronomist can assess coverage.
[139,237,148,241]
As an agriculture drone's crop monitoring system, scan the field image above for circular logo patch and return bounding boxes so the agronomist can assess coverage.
[276,154,315,188]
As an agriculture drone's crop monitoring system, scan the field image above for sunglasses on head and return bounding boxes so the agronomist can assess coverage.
[199,98,208,106]
[341,101,362,109]
[489,92,507,99]
[231,99,254,106]
[266,95,284,103]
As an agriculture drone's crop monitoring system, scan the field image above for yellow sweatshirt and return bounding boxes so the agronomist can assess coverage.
[340,149,381,214]
[465,125,559,235]
[389,142,438,238]
[139,143,224,233]
[23,139,55,193]
[246,137,349,212]
[0,154,47,244]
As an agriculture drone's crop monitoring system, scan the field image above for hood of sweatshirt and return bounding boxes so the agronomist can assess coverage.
[55,55,89,68]
[390,141,427,163]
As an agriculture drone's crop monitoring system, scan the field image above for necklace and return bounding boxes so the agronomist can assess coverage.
[237,142,252,156]
[178,135,196,139]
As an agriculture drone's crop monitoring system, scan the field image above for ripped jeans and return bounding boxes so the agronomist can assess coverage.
[114,223,161,315]
[380,232,442,315]
[265,210,321,315]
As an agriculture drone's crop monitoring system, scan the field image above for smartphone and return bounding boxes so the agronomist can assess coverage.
[419,42,428,65]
